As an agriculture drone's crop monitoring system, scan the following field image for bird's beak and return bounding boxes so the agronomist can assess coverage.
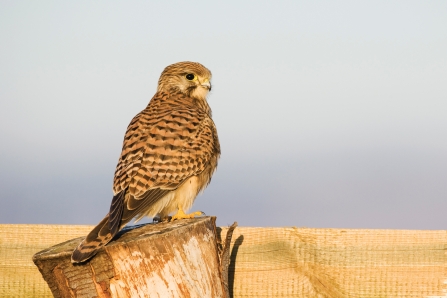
[201,81,211,91]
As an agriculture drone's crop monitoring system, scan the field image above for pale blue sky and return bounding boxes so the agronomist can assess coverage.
[1,1,446,228]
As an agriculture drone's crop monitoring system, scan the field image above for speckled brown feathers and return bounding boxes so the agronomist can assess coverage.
[71,62,220,263]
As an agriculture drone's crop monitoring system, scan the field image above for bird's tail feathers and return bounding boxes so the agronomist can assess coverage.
[71,215,115,263]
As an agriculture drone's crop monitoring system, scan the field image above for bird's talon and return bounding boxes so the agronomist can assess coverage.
[193,211,205,216]
[170,206,205,221]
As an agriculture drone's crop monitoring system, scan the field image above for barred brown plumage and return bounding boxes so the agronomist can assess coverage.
[71,62,220,263]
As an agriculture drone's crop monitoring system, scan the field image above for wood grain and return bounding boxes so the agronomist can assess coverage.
[33,217,226,298]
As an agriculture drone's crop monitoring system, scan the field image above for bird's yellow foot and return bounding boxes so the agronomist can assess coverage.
[171,205,205,221]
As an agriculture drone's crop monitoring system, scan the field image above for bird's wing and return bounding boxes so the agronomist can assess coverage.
[110,95,220,226]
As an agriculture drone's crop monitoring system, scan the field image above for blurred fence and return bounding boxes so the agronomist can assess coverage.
[1,224,446,297]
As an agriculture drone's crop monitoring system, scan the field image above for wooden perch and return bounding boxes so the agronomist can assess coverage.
[32,217,237,298]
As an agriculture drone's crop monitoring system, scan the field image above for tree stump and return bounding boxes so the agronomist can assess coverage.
[32,217,236,298]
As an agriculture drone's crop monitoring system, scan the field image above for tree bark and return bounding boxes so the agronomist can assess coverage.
[33,217,234,298]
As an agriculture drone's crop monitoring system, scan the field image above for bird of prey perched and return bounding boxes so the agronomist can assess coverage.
[71,61,220,263]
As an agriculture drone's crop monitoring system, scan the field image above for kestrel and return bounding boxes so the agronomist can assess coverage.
[71,62,220,263]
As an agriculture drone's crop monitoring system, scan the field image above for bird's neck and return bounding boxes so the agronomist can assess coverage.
[150,91,212,116]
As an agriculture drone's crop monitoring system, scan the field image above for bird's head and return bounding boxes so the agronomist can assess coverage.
[157,61,212,101]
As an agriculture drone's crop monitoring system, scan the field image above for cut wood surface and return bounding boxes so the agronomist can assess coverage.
[33,217,227,298]
[1,222,446,297]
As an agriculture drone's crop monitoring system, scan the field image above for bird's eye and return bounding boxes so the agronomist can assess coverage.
[185,74,195,81]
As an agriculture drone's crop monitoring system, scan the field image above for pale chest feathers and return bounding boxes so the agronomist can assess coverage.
[133,167,215,221]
